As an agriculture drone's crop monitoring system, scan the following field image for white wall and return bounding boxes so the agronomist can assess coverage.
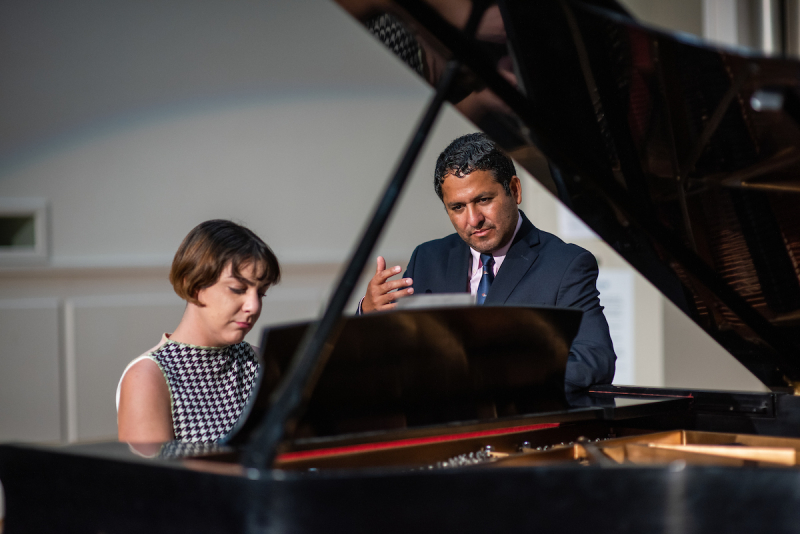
[619,0,703,37]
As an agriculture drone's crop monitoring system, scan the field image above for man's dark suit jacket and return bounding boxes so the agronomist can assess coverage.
[403,212,616,390]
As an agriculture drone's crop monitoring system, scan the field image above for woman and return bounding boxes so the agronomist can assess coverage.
[117,219,280,443]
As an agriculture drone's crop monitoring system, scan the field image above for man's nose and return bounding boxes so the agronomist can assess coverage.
[466,205,484,227]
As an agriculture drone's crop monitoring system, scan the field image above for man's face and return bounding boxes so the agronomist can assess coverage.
[441,169,522,254]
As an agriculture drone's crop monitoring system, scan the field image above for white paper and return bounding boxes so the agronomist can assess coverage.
[596,268,635,385]
[394,293,474,309]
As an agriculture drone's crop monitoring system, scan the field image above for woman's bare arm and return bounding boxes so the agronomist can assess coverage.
[117,359,174,443]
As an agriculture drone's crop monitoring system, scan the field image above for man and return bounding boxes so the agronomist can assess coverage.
[361,132,615,390]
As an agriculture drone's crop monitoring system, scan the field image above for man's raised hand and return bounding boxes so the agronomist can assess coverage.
[361,256,414,313]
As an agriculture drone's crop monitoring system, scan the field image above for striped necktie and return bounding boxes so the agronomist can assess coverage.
[476,253,494,305]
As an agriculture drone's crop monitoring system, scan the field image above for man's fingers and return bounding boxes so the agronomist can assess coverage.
[382,278,413,292]
[371,280,413,302]
[363,259,412,314]
[377,286,414,308]
[389,287,414,301]
[374,265,402,284]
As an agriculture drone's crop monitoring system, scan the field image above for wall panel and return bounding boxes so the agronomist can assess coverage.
[0,299,61,442]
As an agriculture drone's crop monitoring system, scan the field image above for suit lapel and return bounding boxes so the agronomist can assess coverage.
[485,213,541,305]
[444,239,471,293]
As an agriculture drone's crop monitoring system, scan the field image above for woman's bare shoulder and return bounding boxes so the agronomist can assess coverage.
[118,359,173,442]
[119,358,170,409]
[122,358,165,384]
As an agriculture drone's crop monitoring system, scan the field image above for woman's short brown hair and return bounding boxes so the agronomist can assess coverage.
[170,220,281,305]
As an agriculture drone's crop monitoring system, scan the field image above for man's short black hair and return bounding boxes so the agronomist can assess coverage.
[434,132,517,201]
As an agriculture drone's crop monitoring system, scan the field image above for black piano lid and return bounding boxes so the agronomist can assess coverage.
[343,0,800,390]
[228,306,578,444]
[226,306,692,448]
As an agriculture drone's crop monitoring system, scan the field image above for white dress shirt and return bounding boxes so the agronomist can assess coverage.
[468,213,523,296]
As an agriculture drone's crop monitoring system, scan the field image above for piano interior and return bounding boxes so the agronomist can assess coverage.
[284,430,800,471]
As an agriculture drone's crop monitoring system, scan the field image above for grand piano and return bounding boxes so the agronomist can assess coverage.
[3,0,800,531]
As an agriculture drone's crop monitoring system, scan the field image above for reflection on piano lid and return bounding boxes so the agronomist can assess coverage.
[5,1,800,532]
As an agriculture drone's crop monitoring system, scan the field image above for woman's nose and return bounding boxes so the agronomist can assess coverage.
[243,290,261,313]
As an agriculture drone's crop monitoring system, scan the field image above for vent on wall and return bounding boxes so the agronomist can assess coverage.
[0,198,48,264]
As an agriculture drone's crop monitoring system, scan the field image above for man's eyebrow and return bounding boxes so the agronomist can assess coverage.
[448,191,494,207]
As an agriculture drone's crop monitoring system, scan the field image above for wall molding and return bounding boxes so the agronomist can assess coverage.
[62,299,78,443]
[0,296,59,309]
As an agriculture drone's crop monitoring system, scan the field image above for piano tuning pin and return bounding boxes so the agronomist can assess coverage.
[484,445,494,452]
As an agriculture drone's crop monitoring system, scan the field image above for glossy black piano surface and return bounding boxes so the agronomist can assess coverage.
[4,0,800,532]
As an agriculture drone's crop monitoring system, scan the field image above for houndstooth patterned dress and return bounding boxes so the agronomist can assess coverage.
[150,340,259,443]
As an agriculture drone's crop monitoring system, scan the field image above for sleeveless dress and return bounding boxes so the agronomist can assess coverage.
[145,339,259,442]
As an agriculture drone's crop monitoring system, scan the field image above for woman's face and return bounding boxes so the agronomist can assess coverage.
[194,261,268,347]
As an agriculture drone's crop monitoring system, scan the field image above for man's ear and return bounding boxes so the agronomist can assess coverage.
[510,175,522,204]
